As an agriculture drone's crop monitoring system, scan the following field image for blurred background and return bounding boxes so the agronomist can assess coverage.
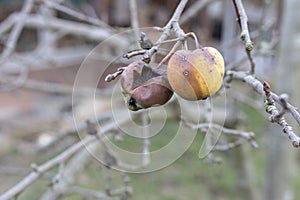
[0,0,299,199]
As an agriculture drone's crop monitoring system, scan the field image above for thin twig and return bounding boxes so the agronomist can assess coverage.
[212,139,243,151]
[183,120,258,148]
[246,49,256,74]
[0,77,108,96]
[0,14,127,46]
[263,81,300,147]
[156,41,181,68]
[180,0,219,25]
[0,117,131,200]
[0,0,34,64]
[123,49,147,59]
[44,0,112,29]
[144,0,189,58]
[232,0,255,74]
[232,0,253,50]
[226,70,300,125]
[226,70,300,147]
[105,67,126,82]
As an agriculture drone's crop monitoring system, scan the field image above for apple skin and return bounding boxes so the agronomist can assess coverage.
[167,47,225,101]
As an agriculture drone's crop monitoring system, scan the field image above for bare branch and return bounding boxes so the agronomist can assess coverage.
[183,120,258,148]
[0,116,131,200]
[145,0,189,57]
[0,0,34,64]
[180,0,219,25]
[105,67,126,82]
[232,0,255,74]
[123,49,147,59]
[0,78,108,96]
[1,14,127,46]
[212,139,243,151]
[263,81,300,147]
[226,70,300,125]
[232,0,253,51]
[43,0,112,29]
[226,70,300,147]
[246,49,256,74]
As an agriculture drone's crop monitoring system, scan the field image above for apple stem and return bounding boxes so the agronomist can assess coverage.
[185,32,200,49]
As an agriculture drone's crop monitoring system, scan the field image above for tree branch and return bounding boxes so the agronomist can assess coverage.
[43,0,112,29]
[0,0,34,64]
[144,0,189,57]
[232,0,255,74]
[183,120,258,148]
[226,70,300,147]
[263,82,300,147]
[0,117,130,200]
[180,0,218,25]
[0,14,127,47]
[232,0,253,50]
